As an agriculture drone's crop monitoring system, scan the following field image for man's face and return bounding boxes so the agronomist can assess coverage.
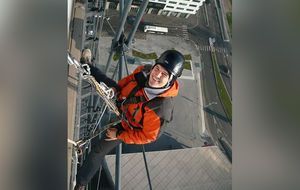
[148,64,170,88]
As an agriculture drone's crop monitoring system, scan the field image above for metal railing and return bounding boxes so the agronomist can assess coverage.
[104,1,151,189]
[69,0,154,189]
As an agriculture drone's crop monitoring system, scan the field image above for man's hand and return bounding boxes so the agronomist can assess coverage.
[80,49,92,65]
[105,128,118,141]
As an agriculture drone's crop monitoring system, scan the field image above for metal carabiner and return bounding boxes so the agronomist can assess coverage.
[81,63,91,79]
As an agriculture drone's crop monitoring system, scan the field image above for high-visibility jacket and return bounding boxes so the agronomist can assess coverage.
[89,64,179,144]
[116,65,179,144]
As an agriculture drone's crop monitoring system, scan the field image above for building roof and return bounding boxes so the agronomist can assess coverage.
[106,146,231,190]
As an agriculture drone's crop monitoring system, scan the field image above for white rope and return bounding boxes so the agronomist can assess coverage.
[68,139,78,146]
[67,53,120,116]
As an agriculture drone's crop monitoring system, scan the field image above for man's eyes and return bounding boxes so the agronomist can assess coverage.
[154,66,168,77]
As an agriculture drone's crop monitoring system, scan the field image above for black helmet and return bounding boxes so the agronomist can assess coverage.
[155,50,185,78]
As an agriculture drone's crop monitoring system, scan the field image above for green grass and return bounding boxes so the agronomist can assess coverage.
[211,51,232,121]
[184,54,192,60]
[226,12,232,36]
[131,50,192,71]
[113,52,121,61]
[132,49,158,60]
[183,61,191,70]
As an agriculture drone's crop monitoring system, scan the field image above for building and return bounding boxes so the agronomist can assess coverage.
[105,0,206,18]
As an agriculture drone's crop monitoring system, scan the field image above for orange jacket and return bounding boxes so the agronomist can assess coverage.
[116,65,179,144]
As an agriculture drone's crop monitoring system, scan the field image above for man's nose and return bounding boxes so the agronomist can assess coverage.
[156,72,162,78]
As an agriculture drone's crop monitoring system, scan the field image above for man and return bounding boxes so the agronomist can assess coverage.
[74,49,184,190]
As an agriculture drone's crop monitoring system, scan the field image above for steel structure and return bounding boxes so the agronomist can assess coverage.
[68,0,152,189]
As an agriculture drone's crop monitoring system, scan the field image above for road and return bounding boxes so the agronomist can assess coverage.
[196,1,232,146]
[200,40,232,146]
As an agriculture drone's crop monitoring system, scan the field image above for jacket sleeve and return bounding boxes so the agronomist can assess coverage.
[117,109,162,144]
[89,65,120,91]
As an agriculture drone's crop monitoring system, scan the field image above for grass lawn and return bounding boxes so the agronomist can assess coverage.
[131,50,192,70]
[184,54,192,60]
[132,49,158,60]
[183,61,191,70]
[226,12,232,36]
[113,52,121,61]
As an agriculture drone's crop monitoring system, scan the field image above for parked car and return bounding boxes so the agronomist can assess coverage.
[219,64,230,77]
[85,25,94,37]
[126,15,144,25]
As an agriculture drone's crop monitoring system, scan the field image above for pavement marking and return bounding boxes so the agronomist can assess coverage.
[217,128,224,136]
[213,115,217,124]
[214,116,230,139]
[188,60,195,80]
[180,75,195,80]
[180,60,194,80]
[196,72,206,134]
[199,46,226,53]
[182,25,189,40]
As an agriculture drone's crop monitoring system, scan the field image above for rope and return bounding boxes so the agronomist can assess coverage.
[67,53,120,116]
[88,77,120,116]
[142,145,153,190]
[68,139,78,146]
[67,120,121,149]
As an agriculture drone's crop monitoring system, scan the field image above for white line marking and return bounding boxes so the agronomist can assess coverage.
[180,75,195,80]
[197,72,206,134]
[213,116,217,124]
[217,128,223,135]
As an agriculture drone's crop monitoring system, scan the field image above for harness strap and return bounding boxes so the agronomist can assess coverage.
[117,96,147,107]
[116,80,144,108]
[140,97,165,126]
[116,68,167,128]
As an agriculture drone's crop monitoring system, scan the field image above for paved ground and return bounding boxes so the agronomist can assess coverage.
[106,146,232,190]
[97,34,206,150]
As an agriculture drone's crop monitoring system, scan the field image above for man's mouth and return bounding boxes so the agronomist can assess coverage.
[152,76,160,83]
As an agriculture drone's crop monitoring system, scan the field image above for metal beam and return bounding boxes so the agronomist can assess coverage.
[142,145,153,190]
[115,143,122,190]
[126,0,149,48]
[105,0,133,74]
[119,0,124,16]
